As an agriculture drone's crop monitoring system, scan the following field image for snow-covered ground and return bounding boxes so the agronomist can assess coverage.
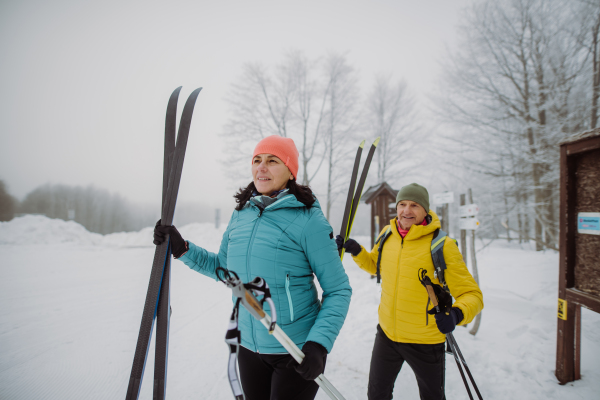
[1,215,598,399]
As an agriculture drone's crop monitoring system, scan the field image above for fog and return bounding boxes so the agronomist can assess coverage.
[0,0,472,217]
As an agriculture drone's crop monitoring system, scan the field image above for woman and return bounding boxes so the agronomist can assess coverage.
[154,135,352,400]
[337,183,483,400]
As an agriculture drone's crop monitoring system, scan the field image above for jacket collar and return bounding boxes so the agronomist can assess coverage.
[390,210,441,240]
[245,192,321,212]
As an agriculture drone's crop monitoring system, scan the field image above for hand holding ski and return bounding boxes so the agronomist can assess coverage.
[125,87,202,400]
[338,138,380,260]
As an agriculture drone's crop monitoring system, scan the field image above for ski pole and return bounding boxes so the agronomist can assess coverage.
[218,269,346,400]
[445,333,474,400]
[418,269,483,400]
[447,333,483,400]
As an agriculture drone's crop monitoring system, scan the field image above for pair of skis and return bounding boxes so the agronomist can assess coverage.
[125,87,202,400]
[338,137,380,260]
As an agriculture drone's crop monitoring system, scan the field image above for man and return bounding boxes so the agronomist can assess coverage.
[337,183,483,400]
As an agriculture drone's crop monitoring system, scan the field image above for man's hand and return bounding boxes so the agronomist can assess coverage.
[335,235,362,256]
[434,307,464,334]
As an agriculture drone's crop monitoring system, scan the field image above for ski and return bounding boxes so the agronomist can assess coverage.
[339,137,380,260]
[125,87,202,400]
[338,140,364,258]
[153,86,180,400]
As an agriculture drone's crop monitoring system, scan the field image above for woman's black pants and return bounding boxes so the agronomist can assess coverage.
[238,345,324,400]
[368,325,446,400]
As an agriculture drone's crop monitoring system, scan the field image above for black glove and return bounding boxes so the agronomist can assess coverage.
[153,219,187,258]
[335,235,362,256]
[434,307,464,334]
[287,341,327,381]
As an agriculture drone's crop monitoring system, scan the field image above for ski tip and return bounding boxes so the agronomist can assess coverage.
[373,137,381,147]
[359,139,366,148]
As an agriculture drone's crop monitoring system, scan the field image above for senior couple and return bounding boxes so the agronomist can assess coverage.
[154,135,483,400]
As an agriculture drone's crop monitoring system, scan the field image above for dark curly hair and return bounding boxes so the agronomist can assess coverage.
[234,180,315,211]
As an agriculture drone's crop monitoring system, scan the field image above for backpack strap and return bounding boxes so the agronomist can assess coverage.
[431,229,450,290]
[375,227,393,284]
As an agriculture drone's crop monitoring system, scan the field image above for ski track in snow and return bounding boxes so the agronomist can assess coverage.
[0,216,599,399]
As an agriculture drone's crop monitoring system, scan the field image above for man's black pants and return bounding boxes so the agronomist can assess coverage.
[368,325,446,400]
[238,345,324,400]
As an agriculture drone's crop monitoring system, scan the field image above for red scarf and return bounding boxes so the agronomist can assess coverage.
[396,217,428,238]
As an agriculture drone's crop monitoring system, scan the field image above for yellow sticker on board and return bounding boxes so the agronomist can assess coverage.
[558,298,567,320]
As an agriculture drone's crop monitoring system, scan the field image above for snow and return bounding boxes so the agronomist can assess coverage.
[0,215,599,399]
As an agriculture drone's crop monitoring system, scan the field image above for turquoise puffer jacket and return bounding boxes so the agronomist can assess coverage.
[179,194,352,354]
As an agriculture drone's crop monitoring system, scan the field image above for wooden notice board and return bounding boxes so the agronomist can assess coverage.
[556,128,600,384]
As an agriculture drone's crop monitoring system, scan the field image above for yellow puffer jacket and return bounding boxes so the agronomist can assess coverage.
[352,211,483,344]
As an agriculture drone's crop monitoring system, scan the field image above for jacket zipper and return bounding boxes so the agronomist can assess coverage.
[245,196,292,352]
[246,208,263,352]
[285,273,294,322]
[393,236,404,338]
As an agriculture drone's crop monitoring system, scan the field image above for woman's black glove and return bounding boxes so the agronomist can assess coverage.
[287,341,327,381]
[153,219,187,258]
[335,235,362,256]
[434,307,464,334]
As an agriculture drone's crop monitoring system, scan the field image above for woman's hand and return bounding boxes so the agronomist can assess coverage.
[153,220,188,258]
[335,235,362,256]
[287,341,327,381]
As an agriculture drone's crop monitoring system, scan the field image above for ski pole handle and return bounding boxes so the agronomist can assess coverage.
[225,275,346,400]
[425,285,439,308]
[243,291,266,319]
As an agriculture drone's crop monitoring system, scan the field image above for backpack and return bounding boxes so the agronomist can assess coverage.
[374,226,457,291]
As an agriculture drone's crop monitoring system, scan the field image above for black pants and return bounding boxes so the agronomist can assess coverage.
[368,325,446,400]
[238,345,324,400]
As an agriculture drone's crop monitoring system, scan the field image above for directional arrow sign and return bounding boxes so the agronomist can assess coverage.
[432,192,454,204]
[459,218,480,230]
[459,203,479,217]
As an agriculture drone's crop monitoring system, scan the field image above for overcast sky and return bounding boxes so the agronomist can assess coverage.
[0,0,474,210]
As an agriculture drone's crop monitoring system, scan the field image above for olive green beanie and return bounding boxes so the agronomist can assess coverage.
[395,183,430,212]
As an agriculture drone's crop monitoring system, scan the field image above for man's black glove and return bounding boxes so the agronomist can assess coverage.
[153,219,187,258]
[335,235,362,256]
[287,341,327,381]
[434,307,464,334]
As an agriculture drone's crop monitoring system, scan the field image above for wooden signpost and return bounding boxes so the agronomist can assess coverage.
[432,191,454,233]
[556,128,600,384]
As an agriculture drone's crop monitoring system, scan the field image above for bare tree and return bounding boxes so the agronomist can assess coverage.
[434,0,592,250]
[367,74,419,184]
[223,50,332,188]
[19,184,154,234]
[0,180,17,221]
[322,53,361,219]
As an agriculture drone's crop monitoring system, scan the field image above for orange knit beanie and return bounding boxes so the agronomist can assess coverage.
[252,135,299,179]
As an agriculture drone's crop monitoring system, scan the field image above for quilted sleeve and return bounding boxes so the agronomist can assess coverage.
[443,238,484,325]
[178,211,237,282]
[300,209,352,353]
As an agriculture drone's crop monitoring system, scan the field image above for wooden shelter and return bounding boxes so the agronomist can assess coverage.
[556,127,600,384]
[362,182,398,248]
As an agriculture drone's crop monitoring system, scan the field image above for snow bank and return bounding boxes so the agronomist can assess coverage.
[0,215,226,248]
[0,215,102,245]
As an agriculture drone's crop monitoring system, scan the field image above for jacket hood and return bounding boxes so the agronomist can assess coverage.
[390,210,442,240]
